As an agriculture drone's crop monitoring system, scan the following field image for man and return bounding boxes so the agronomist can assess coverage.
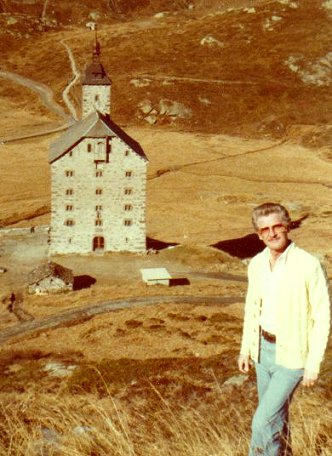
[238,202,330,455]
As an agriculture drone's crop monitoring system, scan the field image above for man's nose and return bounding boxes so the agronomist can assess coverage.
[268,226,277,236]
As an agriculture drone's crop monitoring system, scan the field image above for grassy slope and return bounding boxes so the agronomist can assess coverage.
[1,0,331,138]
[0,2,331,454]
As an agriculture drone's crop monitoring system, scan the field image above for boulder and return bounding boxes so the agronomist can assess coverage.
[138,99,192,124]
[200,35,224,47]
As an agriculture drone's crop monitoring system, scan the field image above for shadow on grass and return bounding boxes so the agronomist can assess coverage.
[169,278,190,287]
[73,275,96,291]
[211,233,265,259]
[211,216,309,259]
[146,236,179,251]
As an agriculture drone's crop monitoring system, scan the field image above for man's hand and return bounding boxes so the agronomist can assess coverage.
[238,354,250,373]
[302,370,318,387]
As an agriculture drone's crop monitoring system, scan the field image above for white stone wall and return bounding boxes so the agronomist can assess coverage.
[50,136,147,255]
[28,277,73,295]
[82,85,111,118]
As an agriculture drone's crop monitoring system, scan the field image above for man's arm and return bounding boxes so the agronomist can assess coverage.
[304,262,330,374]
[238,261,256,373]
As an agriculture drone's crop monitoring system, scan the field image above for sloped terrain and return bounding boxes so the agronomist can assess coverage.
[1,0,331,138]
[0,1,331,454]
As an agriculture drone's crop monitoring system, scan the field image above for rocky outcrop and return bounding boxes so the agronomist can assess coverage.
[138,99,192,125]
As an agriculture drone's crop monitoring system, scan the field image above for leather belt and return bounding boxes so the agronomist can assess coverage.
[261,328,276,343]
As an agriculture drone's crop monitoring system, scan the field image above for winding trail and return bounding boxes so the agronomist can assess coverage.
[0,35,82,142]
[148,139,288,180]
[0,35,83,142]
[0,70,70,120]
[0,294,243,345]
[148,138,332,190]
[139,73,288,88]
[0,69,75,143]
[60,39,80,121]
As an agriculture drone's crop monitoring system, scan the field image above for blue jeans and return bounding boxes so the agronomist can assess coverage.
[249,337,304,456]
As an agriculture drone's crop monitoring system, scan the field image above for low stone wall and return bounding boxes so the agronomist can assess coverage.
[0,225,49,236]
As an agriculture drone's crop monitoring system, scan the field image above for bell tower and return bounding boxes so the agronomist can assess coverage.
[82,27,112,118]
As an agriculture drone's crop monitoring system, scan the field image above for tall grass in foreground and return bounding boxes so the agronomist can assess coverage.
[0,387,331,456]
[0,391,249,456]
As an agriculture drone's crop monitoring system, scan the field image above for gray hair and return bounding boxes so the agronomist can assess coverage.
[251,202,291,231]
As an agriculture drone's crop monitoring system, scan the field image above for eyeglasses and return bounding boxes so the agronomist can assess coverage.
[258,223,287,237]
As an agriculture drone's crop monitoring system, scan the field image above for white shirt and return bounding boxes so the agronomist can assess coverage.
[260,242,293,334]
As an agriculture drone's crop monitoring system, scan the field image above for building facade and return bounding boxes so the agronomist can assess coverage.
[49,42,148,255]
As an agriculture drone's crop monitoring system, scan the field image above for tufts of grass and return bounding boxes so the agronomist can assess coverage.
[0,376,331,456]
[66,354,240,396]
[0,349,83,393]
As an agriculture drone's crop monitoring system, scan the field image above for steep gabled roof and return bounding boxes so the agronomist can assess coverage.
[49,111,148,163]
[28,261,74,285]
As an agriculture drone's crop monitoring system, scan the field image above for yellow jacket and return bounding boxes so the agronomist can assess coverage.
[240,243,331,373]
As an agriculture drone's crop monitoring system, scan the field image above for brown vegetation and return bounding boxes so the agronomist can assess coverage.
[0,1,331,454]
[1,1,331,139]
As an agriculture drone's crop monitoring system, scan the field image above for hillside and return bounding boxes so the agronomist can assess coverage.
[1,0,331,139]
[0,2,331,455]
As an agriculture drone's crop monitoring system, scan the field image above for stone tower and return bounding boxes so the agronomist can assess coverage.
[82,34,112,118]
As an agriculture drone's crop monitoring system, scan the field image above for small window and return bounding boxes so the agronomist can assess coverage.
[87,144,92,152]
[65,170,74,177]
[125,171,132,177]
[66,189,73,195]
[95,219,103,226]
[95,205,103,211]
[69,151,73,157]
[125,150,130,156]
[95,94,100,102]
[65,219,75,226]
[96,188,103,195]
[124,219,132,226]
[124,188,132,195]
[124,204,132,211]
[96,170,103,177]
[68,238,72,244]
[66,205,73,211]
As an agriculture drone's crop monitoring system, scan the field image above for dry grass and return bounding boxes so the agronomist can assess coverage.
[0,391,251,456]
[0,2,331,455]
[1,0,331,138]
[0,369,330,455]
[0,306,330,455]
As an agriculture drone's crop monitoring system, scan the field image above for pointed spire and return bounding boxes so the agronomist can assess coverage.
[82,24,112,87]
[93,24,101,62]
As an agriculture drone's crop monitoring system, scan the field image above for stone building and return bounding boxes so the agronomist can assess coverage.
[49,40,148,255]
[28,261,74,294]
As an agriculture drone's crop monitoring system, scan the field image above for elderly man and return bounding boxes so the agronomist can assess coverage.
[238,202,330,455]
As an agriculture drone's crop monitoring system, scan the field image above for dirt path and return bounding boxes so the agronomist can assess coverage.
[139,73,288,87]
[0,69,75,143]
[0,70,70,120]
[60,39,80,121]
[0,294,242,345]
[148,139,288,179]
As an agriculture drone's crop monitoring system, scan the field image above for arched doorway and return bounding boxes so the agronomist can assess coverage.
[93,236,105,251]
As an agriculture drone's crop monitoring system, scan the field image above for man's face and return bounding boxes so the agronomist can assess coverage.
[256,212,290,254]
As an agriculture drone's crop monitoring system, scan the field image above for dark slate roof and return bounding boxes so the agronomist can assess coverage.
[49,111,148,163]
[82,59,111,86]
[28,261,74,285]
